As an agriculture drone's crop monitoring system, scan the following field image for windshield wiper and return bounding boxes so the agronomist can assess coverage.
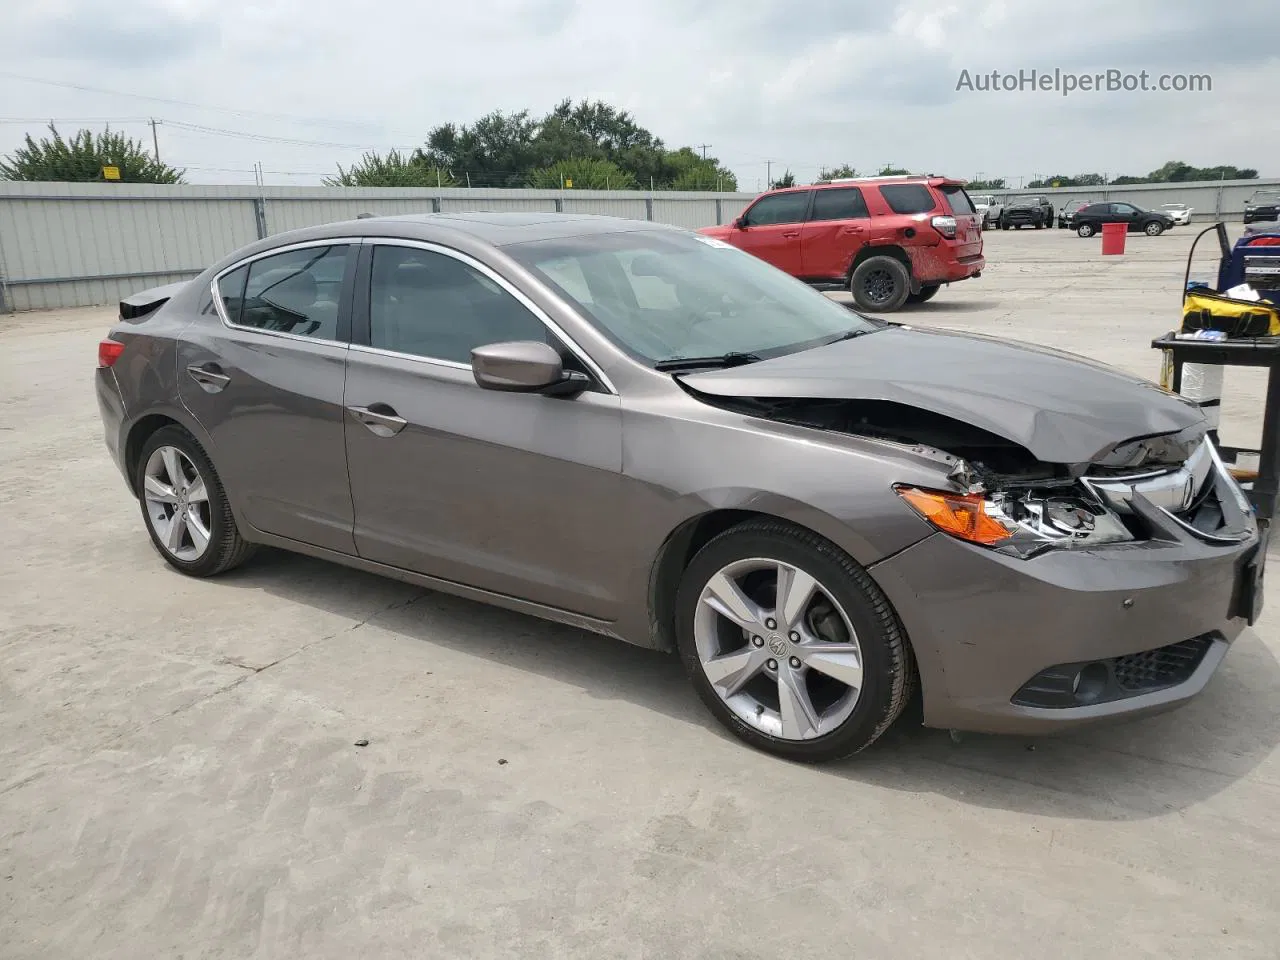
[653,351,763,372]
[821,327,881,346]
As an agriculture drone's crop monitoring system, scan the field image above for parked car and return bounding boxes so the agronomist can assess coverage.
[1072,202,1176,237]
[970,194,1004,229]
[1057,199,1093,229]
[700,175,984,313]
[1243,190,1280,224]
[95,213,1262,762]
[1000,195,1054,229]
[1161,202,1193,226]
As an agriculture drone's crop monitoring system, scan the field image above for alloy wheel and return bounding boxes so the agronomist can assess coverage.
[142,445,212,562]
[693,557,864,741]
[861,269,896,306]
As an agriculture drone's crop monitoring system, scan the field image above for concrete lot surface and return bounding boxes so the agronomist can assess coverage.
[2,225,1279,959]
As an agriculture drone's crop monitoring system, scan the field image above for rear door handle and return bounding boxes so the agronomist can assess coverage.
[186,362,231,392]
[347,403,407,438]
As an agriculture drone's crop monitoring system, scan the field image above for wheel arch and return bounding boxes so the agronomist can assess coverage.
[845,244,912,283]
[122,405,216,497]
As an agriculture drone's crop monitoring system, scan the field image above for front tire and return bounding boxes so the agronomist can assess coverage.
[675,519,914,762]
[850,255,910,312]
[1144,220,1164,236]
[135,425,256,577]
[1077,222,1096,238]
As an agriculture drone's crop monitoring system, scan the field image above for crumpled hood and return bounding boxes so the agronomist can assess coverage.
[680,326,1205,464]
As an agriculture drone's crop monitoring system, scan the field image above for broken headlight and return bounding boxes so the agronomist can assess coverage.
[895,485,1132,557]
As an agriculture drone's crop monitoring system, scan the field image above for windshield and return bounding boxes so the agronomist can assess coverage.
[1252,192,1280,203]
[1162,203,1187,210]
[506,230,878,366]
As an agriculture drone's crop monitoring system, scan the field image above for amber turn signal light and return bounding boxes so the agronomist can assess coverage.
[895,486,1013,546]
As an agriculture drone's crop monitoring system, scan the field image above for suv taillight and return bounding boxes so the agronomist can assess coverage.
[930,215,957,239]
[98,338,125,368]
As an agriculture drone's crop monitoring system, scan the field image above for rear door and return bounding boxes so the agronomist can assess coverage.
[177,241,357,553]
[799,187,870,279]
[725,191,810,275]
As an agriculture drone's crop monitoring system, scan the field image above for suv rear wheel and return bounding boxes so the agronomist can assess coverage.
[850,256,910,312]
[907,284,940,304]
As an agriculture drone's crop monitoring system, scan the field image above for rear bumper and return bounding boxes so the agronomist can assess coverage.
[870,529,1258,735]
[94,367,130,487]
[921,254,985,285]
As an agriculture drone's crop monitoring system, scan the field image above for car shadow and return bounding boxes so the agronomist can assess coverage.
[216,549,1280,823]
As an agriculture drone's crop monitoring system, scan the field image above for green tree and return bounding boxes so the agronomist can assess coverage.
[1110,161,1258,185]
[819,164,859,179]
[771,169,796,188]
[418,110,541,187]
[877,165,911,176]
[526,158,636,189]
[966,178,1007,191]
[324,149,455,187]
[659,146,737,191]
[0,124,184,183]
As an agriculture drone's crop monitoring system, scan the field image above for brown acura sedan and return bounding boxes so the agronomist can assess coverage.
[95,213,1264,762]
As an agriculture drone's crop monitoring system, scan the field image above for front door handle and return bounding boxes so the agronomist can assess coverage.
[347,403,407,438]
[186,362,231,393]
[781,231,800,239]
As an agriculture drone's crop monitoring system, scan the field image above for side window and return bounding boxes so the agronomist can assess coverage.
[878,184,937,214]
[215,264,249,324]
[1112,203,1137,215]
[232,245,349,339]
[809,187,869,222]
[744,192,809,226]
[940,185,975,215]
[369,245,549,364]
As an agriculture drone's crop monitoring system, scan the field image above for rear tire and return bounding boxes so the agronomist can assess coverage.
[850,255,910,313]
[674,519,914,762]
[135,425,256,577]
[1077,222,1096,238]
[907,284,940,304]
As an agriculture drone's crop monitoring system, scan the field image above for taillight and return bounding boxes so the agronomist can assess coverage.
[1245,236,1280,246]
[930,215,957,239]
[98,339,125,368]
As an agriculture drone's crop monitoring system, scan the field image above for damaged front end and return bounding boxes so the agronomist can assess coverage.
[699,393,1255,559]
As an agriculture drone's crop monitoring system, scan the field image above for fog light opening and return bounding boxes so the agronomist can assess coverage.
[1074,663,1109,704]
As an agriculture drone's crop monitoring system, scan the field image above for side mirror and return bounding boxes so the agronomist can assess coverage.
[733,215,748,229]
[471,340,588,396]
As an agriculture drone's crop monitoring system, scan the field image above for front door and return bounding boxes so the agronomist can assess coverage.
[1110,203,1141,231]
[342,241,624,619]
[799,186,870,280]
[177,241,357,553]
[726,191,811,275]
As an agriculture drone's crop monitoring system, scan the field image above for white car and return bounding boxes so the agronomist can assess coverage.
[1161,203,1193,226]
[970,194,1004,229]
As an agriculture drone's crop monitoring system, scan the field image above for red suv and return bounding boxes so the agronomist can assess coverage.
[700,175,984,312]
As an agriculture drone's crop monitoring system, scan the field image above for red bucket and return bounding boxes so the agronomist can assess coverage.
[1101,221,1126,255]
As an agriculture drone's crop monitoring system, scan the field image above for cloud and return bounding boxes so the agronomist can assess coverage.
[0,0,1274,188]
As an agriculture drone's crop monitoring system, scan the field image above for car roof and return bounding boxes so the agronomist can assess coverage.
[261,211,677,249]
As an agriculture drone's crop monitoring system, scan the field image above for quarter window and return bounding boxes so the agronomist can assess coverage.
[369,245,549,363]
[878,184,937,214]
[221,245,350,339]
[809,187,869,222]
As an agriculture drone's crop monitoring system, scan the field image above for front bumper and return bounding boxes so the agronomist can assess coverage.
[870,509,1259,736]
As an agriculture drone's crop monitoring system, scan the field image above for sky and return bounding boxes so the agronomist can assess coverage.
[1,0,1277,190]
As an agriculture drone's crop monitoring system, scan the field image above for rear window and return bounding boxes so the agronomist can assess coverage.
[940,185,975,215]
[879,184,936,214]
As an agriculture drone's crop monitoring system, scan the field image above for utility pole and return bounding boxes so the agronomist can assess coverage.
[149,118,161,161]
[697,143,712,160]
[766,160,772,188]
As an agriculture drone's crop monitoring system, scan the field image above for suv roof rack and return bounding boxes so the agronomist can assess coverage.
[812,174,938,185]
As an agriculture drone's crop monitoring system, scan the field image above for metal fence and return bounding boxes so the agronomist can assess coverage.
[1,177,1277,313]
[0,184,758,312]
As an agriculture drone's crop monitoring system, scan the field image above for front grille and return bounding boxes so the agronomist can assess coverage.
[1112,636,1213,691]
[1012,633,1218,708]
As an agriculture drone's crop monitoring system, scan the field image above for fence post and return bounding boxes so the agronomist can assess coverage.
[645,197,654,221]
[715,198,723,225]
[252,197,268,239]
[0,273,9,314]
[431,197,441,213]
[554,198,563,213]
